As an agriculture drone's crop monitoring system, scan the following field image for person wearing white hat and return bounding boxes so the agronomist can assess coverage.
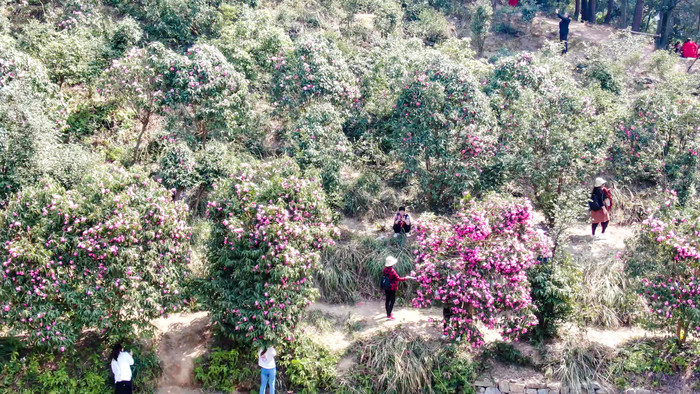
[380,256,414,319]
[588,177,612,238]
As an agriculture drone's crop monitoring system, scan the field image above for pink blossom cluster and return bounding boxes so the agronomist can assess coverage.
[640,276,700,334]
[411,194,552,346]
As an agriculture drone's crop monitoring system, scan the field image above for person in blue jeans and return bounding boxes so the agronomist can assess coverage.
[258,346,277,394]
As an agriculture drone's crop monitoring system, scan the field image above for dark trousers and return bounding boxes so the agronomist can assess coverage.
[443,307,454,331]
[393,223,411,234]
[592,221,609,235]
[385,290,396,317]
[115,381,133,394]
[560,32,568,53]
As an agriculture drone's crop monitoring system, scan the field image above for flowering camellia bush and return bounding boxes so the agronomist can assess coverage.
[204,158,338,346]
[610,90,699,204]
[412,193,553,346]
[623,191,700,344]
[0,166,192,350]
[271,34,361,111]
[388,59,496,211]
[100,43,169,160]
[160,44,249,146]
[487,53,610,224]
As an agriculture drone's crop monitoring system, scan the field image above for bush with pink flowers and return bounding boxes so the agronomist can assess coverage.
[623,192,700,344]
[204,158,338,346]
[412,193,553,346]
[270,34,361,112]
[387,59,496,211]
[0,166,192,350]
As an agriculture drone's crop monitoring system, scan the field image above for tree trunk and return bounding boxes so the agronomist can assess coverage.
[575,0,582,20]
[604,0,614,23]
[133,115,150,163]
[631,0,644,31]
[588,0,597,22]
[582,0,589,21]
[618,0,628,27]
[655,2,676,50]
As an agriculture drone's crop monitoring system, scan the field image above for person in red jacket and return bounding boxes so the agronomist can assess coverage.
[681,38,699,58]
[382,256,414,320]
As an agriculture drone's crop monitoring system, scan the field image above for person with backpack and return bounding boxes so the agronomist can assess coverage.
[110,343,134,394]
[381,256,414,320]
[589,177,612,238]
[555,9,571,54]
[258,346,277,394]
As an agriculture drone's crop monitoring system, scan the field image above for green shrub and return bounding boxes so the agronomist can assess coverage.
[528,253,580,340]
[609,338,700,387]
[431,345,479,394]
[115,0,222,45]
[468,0,492,56]
[486,342,532,367]
[0,336,160,393]
[278,334,338,393]
[64,100,127,142]
[211,4,292,83]
[408,8,449,44]
[19,21,105,86]
[193,346,257,392]
[106,16,142,58]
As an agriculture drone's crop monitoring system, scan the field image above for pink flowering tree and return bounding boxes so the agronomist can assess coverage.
[412,193,553,346]
[270,34,361,113]
[204,158,338,346]
[388,59,496,211]
[623,191,700,344]
[609,90,699,205]
[160,44,250,147]
[486,53,611,224]
[100,43,169,162]
[0,166,192,351]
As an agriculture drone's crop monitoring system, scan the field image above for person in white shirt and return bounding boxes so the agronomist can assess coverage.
[258,346,277,394]
[110,343,134,394]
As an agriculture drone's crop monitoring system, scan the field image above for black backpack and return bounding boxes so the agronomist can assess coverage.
[380,274,391,290]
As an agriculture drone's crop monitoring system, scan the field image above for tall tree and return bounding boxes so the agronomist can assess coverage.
[631,0,645,31]
[575,0,582,20]
[604,0,615,23]
[588,0,597,22]
[582,0,589,21]
[619,0,629,27]
[655,0,680,49]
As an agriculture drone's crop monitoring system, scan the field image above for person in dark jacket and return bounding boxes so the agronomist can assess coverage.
[382,256,413,319]
[589,177,612,238]
[555,9,571,54]
[393,207,412,237]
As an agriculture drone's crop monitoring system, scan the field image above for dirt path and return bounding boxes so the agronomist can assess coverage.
[153,312,211,394]
[564,221,638,261]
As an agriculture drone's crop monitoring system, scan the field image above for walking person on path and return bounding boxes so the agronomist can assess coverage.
[555,9,571,54]
[589,177,612,238]
[258,346,277,394]
[110,343,134,394]
[381,256,414,320]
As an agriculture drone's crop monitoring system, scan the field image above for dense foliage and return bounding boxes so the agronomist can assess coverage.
[0,167,191,349]
[412,194,553,346]
[624,192,700,343]
[203,158,337,346]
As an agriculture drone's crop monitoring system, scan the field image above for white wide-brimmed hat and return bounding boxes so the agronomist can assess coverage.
[385,256,397,267]
[594,177,606,187]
